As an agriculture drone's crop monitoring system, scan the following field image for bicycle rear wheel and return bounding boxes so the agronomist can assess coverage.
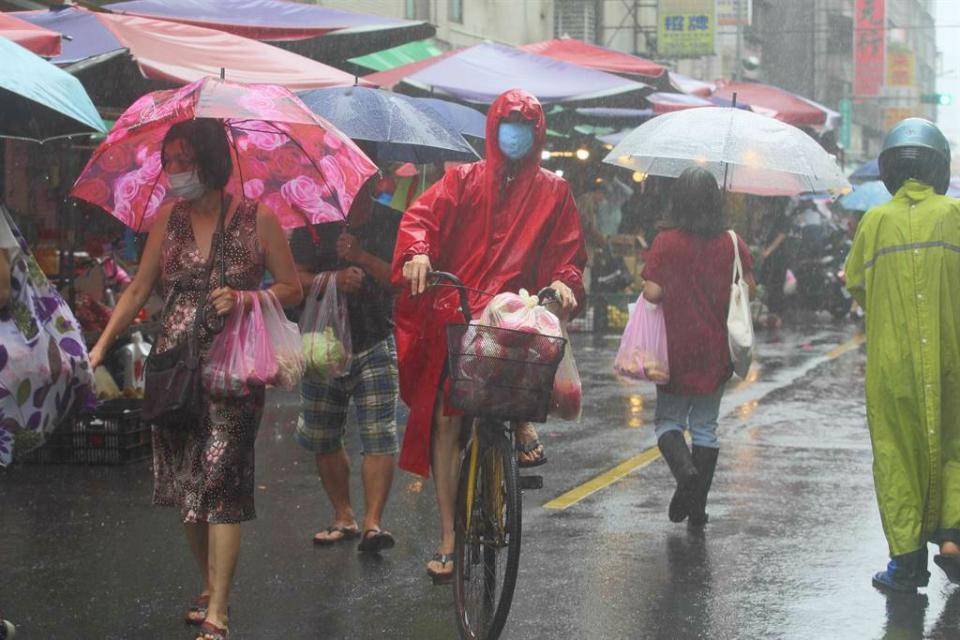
[454,423,522,640]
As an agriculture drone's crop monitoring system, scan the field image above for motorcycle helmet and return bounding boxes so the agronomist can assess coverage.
[878,118,951,195]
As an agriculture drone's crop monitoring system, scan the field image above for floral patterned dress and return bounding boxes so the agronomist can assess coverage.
[0,207,95,465]
[153,198,265,524]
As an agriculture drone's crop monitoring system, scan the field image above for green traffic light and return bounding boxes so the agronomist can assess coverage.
[938,94,953,106]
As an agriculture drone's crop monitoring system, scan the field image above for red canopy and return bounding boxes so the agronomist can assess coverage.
[97,12,366,90]
[712,81,827,127]
[363,49,459,89]
[521,38,666,79]
[0,12,61,57]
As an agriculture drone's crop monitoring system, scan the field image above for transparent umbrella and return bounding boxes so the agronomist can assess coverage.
[603,107,850,196]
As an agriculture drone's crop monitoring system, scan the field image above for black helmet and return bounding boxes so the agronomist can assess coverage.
[878,118,951,195]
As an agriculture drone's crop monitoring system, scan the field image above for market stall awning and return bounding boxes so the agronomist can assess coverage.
[105,0,419,40]
[349,39,444,72]
[668,72,714,97]
[646,92,751,113]
[0,11,61,57]
[712,81,830,127]
[15,7,364,91]
[366,41,650,106]
[521,38,666,79]
[104,0,435,61]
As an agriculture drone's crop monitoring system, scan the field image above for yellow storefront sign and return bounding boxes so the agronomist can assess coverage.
[658,0,715,58]
[886,50,915,87]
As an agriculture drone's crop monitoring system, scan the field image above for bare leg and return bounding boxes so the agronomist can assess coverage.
[514,421,545,465]
[313,449,359,542]
[204,523,241,629]
[427,394,461,575]
[183,523,211,623]
[360,454,395,533]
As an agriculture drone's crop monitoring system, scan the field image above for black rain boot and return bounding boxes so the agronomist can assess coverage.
[658,431,698,523]
[688,446,719,528]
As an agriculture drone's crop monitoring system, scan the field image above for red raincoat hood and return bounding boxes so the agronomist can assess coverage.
[484,89,546,200]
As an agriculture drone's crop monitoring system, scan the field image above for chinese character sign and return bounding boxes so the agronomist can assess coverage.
[854,0,885,97]
[886,50,915,87]
[658,0,715,58]
[716,0,752,27]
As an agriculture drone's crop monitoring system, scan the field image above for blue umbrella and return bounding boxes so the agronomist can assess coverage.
[839,180,891,212]
[297,86,478,164]
[0,37,106,143]
[413,97,487,139]
[849,158,880,183]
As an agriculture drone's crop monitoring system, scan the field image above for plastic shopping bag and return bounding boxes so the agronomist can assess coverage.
[203,294,277,398]
[550,324,582,421]
[479,289,562,342]
[260,290,304,389]
[613,296,670,384]
[300,272,352,380]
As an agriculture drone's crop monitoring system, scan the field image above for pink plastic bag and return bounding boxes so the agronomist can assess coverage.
[550,324,582,421]
[260,290,304,389]
[203,293,277,398]
[613,297,670,384]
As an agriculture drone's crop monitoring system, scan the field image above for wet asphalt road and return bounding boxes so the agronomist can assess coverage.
[2,313,959,639]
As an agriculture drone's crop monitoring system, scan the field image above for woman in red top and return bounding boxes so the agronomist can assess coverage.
[642,167,755,528]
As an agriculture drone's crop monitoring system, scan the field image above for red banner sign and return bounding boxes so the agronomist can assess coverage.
[854,0,885,97]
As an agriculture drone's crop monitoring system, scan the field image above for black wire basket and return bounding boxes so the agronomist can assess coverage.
[445,323,567,423]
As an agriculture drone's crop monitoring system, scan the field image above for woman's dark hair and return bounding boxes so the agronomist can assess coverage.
[667,166,727,237]
[161,118,232,190]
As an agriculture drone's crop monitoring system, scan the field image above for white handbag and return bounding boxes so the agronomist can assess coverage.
[726,230,754,377]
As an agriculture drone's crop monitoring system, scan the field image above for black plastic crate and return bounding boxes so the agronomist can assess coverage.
[18,399,151,465]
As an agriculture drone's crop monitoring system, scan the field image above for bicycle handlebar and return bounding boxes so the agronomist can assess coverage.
[427,271,562,324]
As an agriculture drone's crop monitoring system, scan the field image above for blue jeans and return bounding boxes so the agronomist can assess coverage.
[654,386,725,449]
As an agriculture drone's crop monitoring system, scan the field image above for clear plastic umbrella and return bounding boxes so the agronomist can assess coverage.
[603,107,850,196]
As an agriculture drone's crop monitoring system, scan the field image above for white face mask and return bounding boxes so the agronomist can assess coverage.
[167,169,206,201]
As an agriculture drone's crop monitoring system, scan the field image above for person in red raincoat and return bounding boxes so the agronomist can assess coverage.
[392,89,586,582]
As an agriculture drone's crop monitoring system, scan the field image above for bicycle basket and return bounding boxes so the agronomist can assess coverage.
[445,323,567,422]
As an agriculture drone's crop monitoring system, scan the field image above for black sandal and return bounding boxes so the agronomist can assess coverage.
[357,528,396,554]
[427,553,454,585]
[312,525,360,546]
[516,438,547,468]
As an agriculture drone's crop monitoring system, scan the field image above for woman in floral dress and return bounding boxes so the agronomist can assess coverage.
[0,205,94,466]
[89,119,302,640]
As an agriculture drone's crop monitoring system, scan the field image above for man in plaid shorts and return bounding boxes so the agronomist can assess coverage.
[290,179,401,554]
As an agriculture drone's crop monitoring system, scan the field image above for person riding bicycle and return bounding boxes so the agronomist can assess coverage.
[392,88,586,583]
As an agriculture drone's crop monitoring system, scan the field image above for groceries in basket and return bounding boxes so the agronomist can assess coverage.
[613,297,670,384]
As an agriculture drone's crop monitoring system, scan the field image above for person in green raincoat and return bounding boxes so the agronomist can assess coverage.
[845,118,960,593]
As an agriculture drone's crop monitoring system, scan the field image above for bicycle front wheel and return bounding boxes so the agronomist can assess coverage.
[453,424,522,640]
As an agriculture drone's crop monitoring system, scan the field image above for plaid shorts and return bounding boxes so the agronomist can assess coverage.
[295,336,399,456]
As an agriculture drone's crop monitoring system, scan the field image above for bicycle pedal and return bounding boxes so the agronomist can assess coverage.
[519,475,543,491]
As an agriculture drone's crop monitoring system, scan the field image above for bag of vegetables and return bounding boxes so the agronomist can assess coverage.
[261,290,304,389]
[300,272,352,380]
[613,296,670,384]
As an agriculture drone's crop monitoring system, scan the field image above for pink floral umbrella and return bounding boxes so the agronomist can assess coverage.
[71,76,377,231]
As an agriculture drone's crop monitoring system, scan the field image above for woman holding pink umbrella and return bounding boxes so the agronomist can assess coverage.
[77,78,376,640]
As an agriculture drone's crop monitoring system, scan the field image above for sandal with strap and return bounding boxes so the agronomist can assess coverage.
[184,594,209,626]
[516,438,547,468]
[313,525,360,546]
[196,620,228,640]
[357,528,396,554]
[427,552,454,585]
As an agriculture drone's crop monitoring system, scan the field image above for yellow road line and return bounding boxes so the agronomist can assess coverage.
[544,332,865,511]
[825,333,865,359]
[543,446,663,510]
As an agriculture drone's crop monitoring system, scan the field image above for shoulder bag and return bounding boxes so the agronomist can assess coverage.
[726,229,755,378]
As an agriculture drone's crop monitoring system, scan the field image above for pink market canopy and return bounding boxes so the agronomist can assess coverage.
[71,77,377,232]
[15,7,365,90]
[712,81,834,128]
[367,41,650,106]
[0,12,61,57]
[520,38,666,79]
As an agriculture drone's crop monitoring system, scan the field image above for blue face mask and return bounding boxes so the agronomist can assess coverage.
[498,122,535,160]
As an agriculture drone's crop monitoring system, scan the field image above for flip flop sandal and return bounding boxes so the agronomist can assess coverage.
[357,529,396,554]
[427,553,454,585]
[184,594,209,626]
[516,438,548,468]
[196,621,228,640]
[312,525,360,546]
[935,554,960,584]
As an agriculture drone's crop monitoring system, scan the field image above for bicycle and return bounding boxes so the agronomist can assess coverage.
[427,272,567,640]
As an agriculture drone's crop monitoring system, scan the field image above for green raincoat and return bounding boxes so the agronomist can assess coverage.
[845,179,960,557]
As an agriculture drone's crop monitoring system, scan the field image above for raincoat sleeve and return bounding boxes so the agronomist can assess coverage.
[392,168,464,274]
[844,212,870,308]
[536,183,588,306]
